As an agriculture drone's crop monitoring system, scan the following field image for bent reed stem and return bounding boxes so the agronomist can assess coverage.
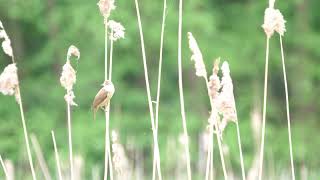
[279,35,295,180]
[258,37,270,180]
[17,87,37,180]
[178,0,192,179]
[51,131,63,180]
[135,0,162,179]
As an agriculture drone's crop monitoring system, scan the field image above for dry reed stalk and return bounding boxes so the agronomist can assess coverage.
[152,0,167,178]
[178,1,192,179]
[51,131,63,180]
[279,35,295,179]
[259,0,295,179]
[258,37,270,180]
[103,19,125,180]
[98,3,124,180]
[60,45,80,180]
[97,1,113,179]
[134,0,162,179]
[0,155,9,179]
[0,21,37,180]
[104,109,114,180]
[235,114,246,180]
[67,103,74,180]
[30,134,52,180]
[187,31,227,179]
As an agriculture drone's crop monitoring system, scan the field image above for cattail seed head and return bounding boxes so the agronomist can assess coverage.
[60,45,80,106]
[64,91,78,106]
[0,63,18,96]
[187,32,207,78]
[262,7,286,38]
[108,20,125,41]
[67,45,80,61]
[0,21,13,57]
[97,0,116,19]
[60,61,76,92]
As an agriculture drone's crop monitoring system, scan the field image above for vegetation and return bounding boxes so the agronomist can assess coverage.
[0,0,319,179]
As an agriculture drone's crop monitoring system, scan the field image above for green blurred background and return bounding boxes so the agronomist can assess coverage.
[0,0,319,179]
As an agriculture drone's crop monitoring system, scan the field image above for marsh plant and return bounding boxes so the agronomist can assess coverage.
[0,0,298,179]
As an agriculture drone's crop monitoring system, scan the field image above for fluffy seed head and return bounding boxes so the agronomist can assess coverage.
[64,91,78,106]
[208,58,221,102]
[60,61,76,92]
[262,7,286,38]
[218,61,237,131]
[0,21,13,57]
[188,32,207,78]
[97,0,116,18]
[108,20,125,41]
[0,63,18,96]
[67,45,80,61]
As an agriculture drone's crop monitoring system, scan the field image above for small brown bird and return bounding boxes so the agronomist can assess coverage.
[92,80,115,120]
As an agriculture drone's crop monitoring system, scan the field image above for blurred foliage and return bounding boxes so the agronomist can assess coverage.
[0,0,319,179]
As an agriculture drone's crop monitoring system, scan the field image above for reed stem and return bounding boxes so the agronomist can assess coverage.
[279,35,295,180]
[0,155,9,179]
[51,131,63,180]
[258,37,270,180]
[134,0,162,179]
[17,87,37,180]
[67,102,73,180]
[178,0,192,179]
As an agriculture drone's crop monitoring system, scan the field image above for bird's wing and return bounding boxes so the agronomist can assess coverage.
[92,88,108,108]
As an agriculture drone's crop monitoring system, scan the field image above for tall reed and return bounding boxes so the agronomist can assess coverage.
[279,35,295,179]
[0,20,37,180]
[97,1,117,179]
[178,1,192,179]
[134,0,162,179]
[259,0,295,179]
[51,131,63,180]
[187,32,227,179]
[105,19,125,180]
[59,45,80,180]
[152,0,167,179]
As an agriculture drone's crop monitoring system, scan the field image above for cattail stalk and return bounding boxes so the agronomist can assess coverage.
[17,77,37,180]
[134,0,162,179]
[279,35,295,179]
[103,27,114,180]
[108,29,114,80]
[1,20,36,180]
[0,155,8,179]
[51,131,63,180]
[104,109,114,180]
[258,37,270,180]
[30,134,52,180]
[67,102,74,180]
[236,120,246,180]
[178,0,192,179]
[152,0,167,179]
[105,20,109,81]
